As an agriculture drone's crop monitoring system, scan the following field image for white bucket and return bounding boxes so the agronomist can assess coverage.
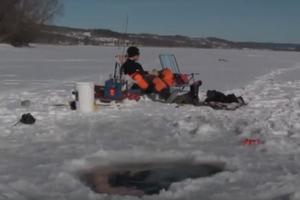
[76,82,95,113]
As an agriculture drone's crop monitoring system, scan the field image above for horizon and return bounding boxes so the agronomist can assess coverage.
[52,24,300,45]
[57,0,300,44]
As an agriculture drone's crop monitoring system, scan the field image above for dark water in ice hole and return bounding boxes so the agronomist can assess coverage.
[79,161,226,196]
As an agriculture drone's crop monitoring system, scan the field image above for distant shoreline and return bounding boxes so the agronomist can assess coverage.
[7,24,300,52]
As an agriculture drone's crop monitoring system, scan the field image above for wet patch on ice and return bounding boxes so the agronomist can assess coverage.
[78,161,225,197]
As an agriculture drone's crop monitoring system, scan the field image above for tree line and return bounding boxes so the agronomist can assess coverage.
[0,0,63,47]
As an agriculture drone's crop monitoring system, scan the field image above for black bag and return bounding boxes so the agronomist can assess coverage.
[19,113,36,125]
[205,90,227,103]
[225,94,239,103]
[205,90,241,104]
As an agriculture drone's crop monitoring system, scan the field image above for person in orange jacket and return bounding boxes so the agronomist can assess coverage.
[121,46,172,99]
[121,46,202,102]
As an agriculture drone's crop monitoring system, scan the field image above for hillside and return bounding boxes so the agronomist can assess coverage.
[36,25,300,51]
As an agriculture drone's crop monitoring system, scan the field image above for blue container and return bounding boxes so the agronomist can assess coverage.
[104,79,123,100]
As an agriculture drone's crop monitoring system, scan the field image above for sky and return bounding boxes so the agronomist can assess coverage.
[57,0,300,44]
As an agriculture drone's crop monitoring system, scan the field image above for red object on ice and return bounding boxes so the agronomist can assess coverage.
[242,138,262,146]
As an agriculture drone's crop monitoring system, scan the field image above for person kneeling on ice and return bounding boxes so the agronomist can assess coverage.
[121,46,202,103]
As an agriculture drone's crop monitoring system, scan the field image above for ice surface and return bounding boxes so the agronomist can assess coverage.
[0,44,300,200]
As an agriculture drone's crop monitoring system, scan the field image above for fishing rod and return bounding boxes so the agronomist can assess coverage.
[114,14,129,79]
[121,14,129,58]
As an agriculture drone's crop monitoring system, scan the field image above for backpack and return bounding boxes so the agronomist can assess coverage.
[19,113,36,125]
[205,90,241,104]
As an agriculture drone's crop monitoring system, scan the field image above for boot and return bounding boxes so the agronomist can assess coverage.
[189,80,202,100]
[159,88,171,101]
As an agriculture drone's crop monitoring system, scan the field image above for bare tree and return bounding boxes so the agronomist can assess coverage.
[0,0,63,46]
[0,0,18,43]
[0,0,16,22]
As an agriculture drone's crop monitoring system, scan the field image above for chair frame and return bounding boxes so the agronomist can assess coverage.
[159,54,199,91]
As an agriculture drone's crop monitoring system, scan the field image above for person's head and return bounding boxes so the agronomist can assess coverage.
[127,46,140,61]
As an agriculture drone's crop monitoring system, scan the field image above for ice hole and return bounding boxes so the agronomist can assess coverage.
[78,161,225,196]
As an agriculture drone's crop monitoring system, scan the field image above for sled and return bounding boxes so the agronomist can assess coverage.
[197,101,245,111]
[94,54,199,103]
[94,82,141,103]
[174,100,245,111]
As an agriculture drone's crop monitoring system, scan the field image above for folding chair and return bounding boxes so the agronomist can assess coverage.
[159,54,199,92]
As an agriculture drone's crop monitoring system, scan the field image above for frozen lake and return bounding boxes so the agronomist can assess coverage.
[0,45,300,200]
[1,44,300,92]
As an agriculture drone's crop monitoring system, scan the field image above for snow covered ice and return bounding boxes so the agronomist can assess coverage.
[1,44,300,200]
